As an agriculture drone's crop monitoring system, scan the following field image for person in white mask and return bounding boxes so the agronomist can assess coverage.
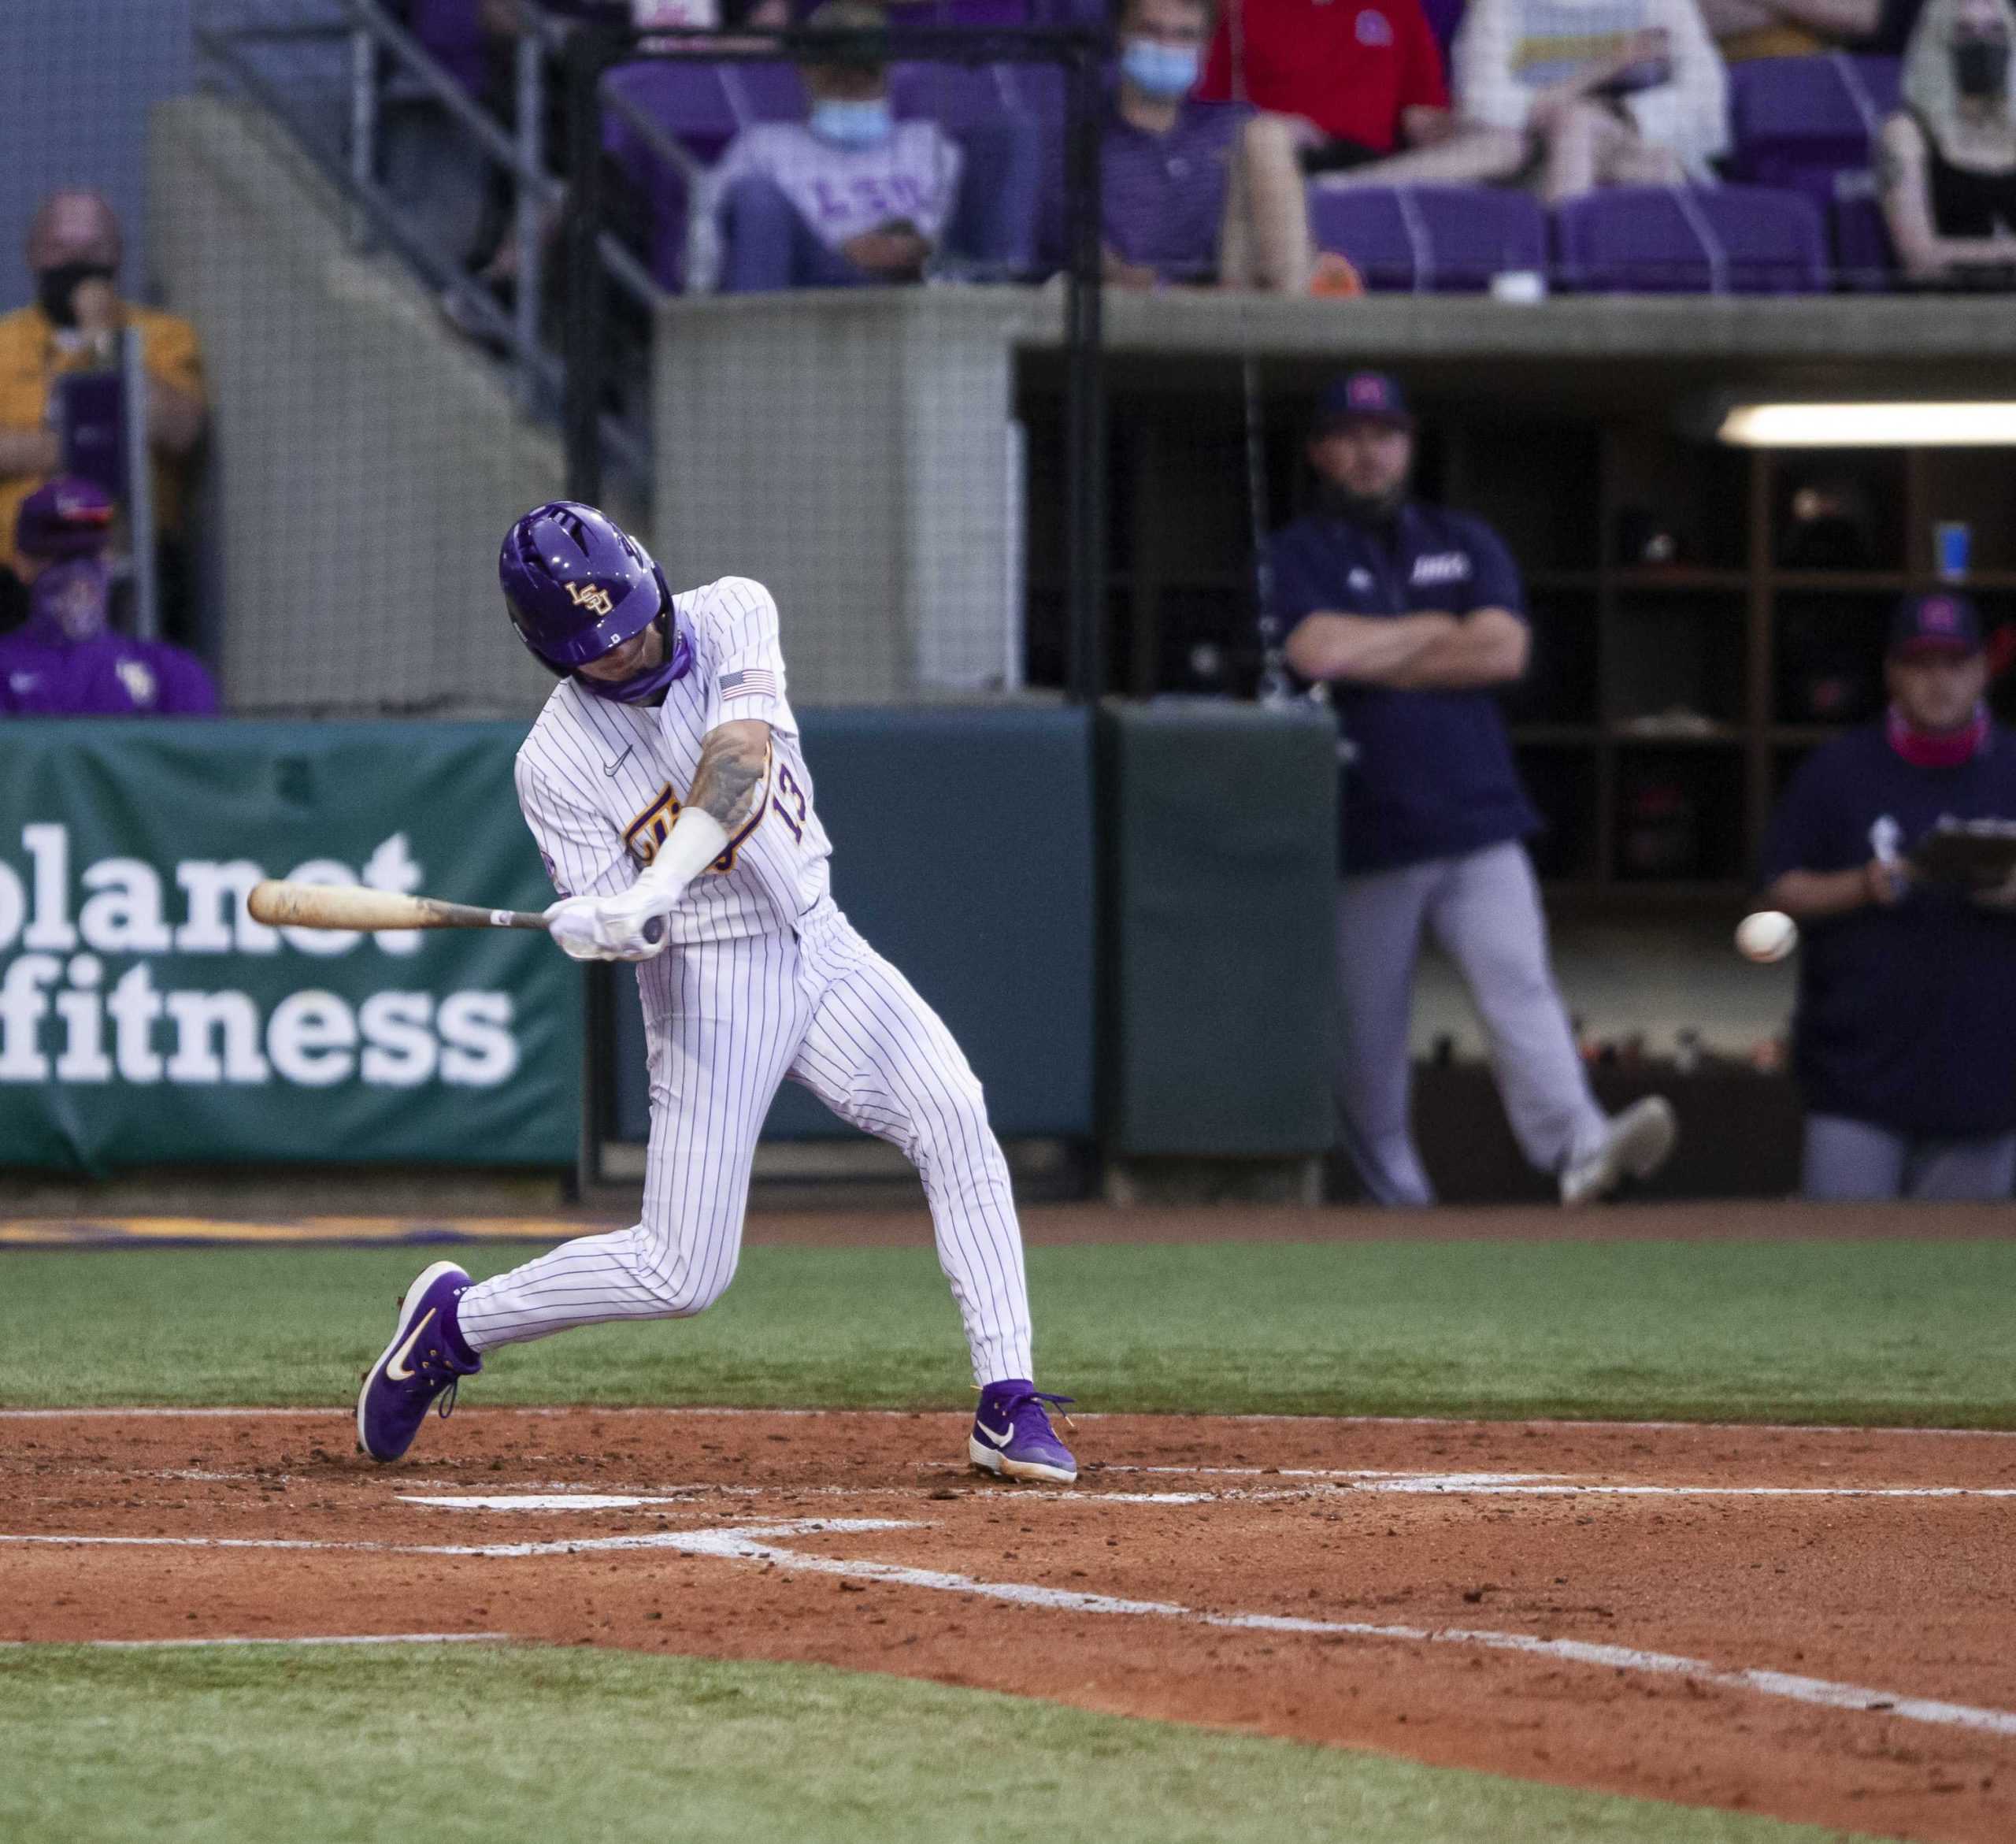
[692,1,965,292]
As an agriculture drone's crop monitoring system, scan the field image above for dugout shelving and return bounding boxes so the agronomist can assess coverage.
[1025,388,2016,904]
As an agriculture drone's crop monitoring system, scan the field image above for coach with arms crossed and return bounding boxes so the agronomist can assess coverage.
[1761,592,2016,1200]
[1269,372,1676,1207]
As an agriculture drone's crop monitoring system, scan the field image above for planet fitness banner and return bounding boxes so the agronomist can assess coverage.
[0,720,579,1173]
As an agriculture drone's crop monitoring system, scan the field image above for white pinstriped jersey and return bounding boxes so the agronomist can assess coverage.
[513,576,832,968]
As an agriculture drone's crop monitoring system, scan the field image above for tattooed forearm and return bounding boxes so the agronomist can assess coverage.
[687,720,771,832]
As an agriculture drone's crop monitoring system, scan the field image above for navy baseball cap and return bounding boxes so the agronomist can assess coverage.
[15,476,113,562]
[1889,591,1983,658]
[1314,371,1413,431]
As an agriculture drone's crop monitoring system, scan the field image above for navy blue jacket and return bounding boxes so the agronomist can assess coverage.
[1761,722,2016,1137]
[1265,500,1538,874]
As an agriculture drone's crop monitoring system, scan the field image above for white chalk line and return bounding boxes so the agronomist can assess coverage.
[0,1633,510,1650]
[3,1405,2016,1440]
[5,1516,2013,1743]
[393,1473,2016,1512]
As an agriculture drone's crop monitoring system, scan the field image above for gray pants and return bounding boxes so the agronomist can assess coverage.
[1335,840,1608,1206]
[1802,1115,2016,1202]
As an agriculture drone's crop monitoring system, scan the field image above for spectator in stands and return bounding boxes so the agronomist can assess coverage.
[0,192,206,630]
[693,2,970,291]
[1879,0,2016,284]
[1266,371,1677,1208]
[1101,0,1332,291]
[0,479,217,717]
[1198,0,1525,190]
[1451,0,1730,202]
[1759,593,2016,1200]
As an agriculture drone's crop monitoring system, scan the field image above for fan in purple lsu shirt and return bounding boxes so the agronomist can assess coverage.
[0,478,217,716]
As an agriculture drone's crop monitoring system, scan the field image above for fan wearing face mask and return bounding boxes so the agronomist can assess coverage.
[0,191,206,595]
[1879,0,2016,284]
[691,1,969,292]
[0,477,217,718]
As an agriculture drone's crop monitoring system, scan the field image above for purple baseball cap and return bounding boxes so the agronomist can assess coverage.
[1314,370,1413,432]
[15,477,115,562]
[1889,591,1982,659]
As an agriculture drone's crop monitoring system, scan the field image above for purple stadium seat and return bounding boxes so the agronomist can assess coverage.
[602,61,742,163]
[1728,54,1877,179]
[1552,185,1827,294]
[1309,185,1546,292]
[1727,54,1900,288]
[888,61,1022,125]
[1832,172,1896,288]
[403,0,489,95]
[723,62,809,124]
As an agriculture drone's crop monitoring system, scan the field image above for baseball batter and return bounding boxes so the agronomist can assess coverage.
[355,502,1075,1483]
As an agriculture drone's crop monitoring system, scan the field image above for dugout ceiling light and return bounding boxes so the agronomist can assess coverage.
[1718,402,2016,447]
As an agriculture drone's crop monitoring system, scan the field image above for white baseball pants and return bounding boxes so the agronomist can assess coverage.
[1333,839,1610,1206]
[1802,1114,2016,1202]
[457,900,1035,1383]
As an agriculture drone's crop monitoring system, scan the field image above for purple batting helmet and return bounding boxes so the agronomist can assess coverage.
[498,500,692,701]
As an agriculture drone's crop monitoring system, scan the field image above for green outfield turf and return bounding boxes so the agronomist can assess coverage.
[0,1644,1870,1844]
[3,1237,2013,1423]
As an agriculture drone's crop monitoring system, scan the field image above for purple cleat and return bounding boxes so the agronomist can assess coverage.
[968,1380,1077,1484]
[356,1260,481,1463]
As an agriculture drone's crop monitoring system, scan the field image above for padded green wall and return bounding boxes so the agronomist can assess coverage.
[1101,703,1338,1156]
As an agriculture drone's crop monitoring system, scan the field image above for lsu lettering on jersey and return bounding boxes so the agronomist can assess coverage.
[514,576,833,962]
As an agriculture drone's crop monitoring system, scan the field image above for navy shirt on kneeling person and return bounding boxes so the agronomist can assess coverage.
[1266,499,1540,873]
[1761,722,2016,1138]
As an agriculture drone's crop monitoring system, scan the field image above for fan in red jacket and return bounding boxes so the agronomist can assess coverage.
[1199,0,1522,187]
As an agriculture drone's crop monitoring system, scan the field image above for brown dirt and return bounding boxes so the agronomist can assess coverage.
[4,1409,2014,1841]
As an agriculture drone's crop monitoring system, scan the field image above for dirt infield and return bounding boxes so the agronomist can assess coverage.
[4,1410,2014,1840]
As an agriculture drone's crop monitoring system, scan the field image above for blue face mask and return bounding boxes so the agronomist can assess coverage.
[809,98,895,149]
[1120,39,1201,100]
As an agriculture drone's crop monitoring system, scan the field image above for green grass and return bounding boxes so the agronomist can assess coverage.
[0,1644,1870,1844]
[4,1238,2014,1424]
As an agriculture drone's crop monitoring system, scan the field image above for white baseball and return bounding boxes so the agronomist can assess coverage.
[1735,910,1798,963]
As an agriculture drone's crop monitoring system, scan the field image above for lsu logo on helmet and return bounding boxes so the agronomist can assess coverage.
[567,581,616,619]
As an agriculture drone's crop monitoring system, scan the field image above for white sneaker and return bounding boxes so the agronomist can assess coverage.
[1559,1096,1678,1207]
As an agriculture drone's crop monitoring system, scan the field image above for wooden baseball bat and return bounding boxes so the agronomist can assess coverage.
[246,879,549,933]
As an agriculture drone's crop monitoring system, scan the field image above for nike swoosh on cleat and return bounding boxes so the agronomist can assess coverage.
[975,1419,1016,1449]
[384,1308,436,1384]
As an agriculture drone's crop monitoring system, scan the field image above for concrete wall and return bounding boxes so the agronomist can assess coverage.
[0,0,196,311]
[151,94,561,715]
[654,288,1042,703]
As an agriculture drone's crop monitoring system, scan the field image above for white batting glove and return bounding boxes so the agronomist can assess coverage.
[543,889,676,963]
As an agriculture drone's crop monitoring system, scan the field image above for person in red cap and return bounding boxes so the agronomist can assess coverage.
[0,191,206,595]
[0,477,217,717]
[1760,592,2016,1199]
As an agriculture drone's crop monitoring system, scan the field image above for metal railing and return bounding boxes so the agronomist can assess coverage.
[196,0,655,484]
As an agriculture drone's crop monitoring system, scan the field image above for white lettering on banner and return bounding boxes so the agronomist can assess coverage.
[22,824,76,951]
[362,835,424,959]
[107,963,165,1082]
[267,991,359,1087]
[0,861,24,954]
[79,859,174,955]
[0,824,531,1096]
[164,990,269,1084]
[54,954,113,1082]
[0,954,59,1078]
[175,861,279,955]
[439,992,519,1087]
[358,992,439,1089]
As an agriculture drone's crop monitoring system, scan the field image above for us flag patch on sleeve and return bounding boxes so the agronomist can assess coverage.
[721,668,776,699]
